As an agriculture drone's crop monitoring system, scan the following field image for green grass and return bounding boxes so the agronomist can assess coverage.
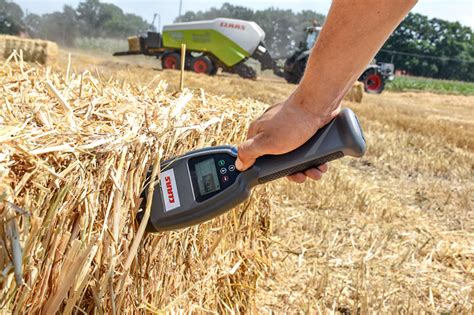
[385,76,474,96]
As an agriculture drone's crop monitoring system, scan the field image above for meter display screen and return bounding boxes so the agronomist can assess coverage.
[194,158,220,195]
[189,153,240,202]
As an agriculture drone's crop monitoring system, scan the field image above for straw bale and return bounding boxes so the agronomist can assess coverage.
[0,35,58,65]
[344,81,364,103]
[128,36,140,52]
[0,35,8,58]
[0,51,271,313]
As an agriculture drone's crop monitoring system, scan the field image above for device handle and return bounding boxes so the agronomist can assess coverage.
[252,108,366,184]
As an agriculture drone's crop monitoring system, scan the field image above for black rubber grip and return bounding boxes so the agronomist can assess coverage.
[258,151,344,184]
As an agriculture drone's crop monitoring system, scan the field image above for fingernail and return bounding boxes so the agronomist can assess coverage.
[235,159,244,171]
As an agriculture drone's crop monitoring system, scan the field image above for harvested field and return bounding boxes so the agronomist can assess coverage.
[1,48,473,313]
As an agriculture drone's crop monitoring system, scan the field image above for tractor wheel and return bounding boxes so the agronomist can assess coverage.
[231,61,256,79]
[161,53,181,70]
[361,69,385,94]
[191,56,214,74]
[284,71,302,84]
[283,58,306,84]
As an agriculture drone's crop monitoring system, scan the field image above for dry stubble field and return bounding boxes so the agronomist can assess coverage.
[44,50,474,311]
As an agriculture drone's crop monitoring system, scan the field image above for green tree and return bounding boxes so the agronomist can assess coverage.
[254,8,298,57]
[35,5,78,45]
[0,0,24,35]
[76,0,104,37]
[19,0,152,46]
[76,0,150,38]
[24,13,41,37]
[376,13,474,82]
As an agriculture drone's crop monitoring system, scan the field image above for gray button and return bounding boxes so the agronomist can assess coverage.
[220,167,227,174]
[228,164,235,171]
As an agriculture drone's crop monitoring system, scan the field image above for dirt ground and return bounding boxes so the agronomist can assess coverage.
[54,49,473,312]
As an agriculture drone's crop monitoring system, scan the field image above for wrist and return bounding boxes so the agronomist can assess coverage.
[288,84,341,125]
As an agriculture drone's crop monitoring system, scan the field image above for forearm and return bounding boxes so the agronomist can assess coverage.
[291,0,417,122]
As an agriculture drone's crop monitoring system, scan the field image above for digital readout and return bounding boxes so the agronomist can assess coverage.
[195,158,221,195]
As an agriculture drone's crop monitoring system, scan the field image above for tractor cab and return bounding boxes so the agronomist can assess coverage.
[302,26,322,50]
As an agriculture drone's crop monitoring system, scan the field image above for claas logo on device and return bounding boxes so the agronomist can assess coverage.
[165,176,175,203]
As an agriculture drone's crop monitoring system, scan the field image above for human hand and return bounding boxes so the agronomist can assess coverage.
[235,94,340,183]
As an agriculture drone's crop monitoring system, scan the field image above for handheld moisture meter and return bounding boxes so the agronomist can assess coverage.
[138,108,366,232]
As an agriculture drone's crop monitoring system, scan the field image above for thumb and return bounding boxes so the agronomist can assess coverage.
[235,134,267,171]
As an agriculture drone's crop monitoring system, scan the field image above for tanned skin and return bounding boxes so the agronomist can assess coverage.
[235,0,418,183]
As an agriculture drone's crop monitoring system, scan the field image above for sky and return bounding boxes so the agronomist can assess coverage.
[13,0,474,30]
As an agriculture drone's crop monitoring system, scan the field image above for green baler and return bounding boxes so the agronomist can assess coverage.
[113,18,283,79]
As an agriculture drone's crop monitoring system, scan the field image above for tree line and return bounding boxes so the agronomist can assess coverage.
[0,0,152,46]
[375,13,474,82]
[178,4,473,82]
[1,0,472,81]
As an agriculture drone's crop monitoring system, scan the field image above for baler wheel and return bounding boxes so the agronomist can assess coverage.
[191,56,214,74]
[162,53,181,70]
